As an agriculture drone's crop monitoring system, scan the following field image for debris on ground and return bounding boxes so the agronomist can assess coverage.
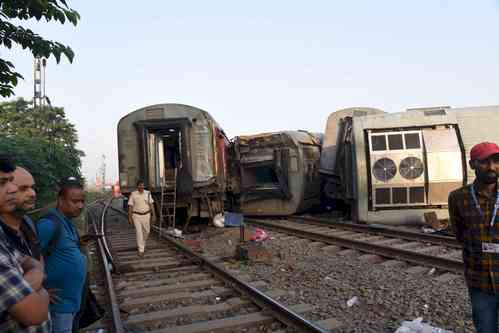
[250,228,269,242]
[395,317,453,333]
[346,296,359,307]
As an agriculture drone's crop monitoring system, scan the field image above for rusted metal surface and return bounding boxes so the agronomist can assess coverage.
[246,218,463,274]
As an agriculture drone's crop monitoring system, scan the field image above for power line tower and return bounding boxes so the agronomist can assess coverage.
[33,57,48,108]
[99,154,106,192]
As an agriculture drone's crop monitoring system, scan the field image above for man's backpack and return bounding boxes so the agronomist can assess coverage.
[38,212,64,258]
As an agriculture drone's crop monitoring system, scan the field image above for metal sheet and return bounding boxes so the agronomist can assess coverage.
[423,127,464,204]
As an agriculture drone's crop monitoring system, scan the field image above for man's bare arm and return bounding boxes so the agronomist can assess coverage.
[9,288,49,326]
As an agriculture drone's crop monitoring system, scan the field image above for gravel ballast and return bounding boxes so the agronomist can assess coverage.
[185,225,474,333]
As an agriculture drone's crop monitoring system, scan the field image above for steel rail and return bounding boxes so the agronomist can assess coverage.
[246,218,463,274]
[88,201,125,333]
[150,224,331,333]
[289,215,461,248]
[110,204,330,332]
[99,199,116,265]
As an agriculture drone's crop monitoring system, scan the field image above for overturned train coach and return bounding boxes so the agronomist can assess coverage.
[228,131,322,215]
[320,105,499,225]
[117,104,228,224]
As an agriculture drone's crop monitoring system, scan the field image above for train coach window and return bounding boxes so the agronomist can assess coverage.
[254,166,279,184]
[371,135,387,151]
[388,134,403,150]
[404,133,420,149]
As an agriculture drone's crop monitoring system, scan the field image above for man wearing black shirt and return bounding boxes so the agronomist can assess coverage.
[0,167,41,259]
[0,166,50,332]
[0,156,49,332]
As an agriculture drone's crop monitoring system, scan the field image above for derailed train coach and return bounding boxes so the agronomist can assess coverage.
[117,104,228,224]
[321,105,499,225]
[229,131,322,215]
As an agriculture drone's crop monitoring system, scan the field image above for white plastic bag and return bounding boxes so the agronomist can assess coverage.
[394,318,453,333]
[213,213,225,228]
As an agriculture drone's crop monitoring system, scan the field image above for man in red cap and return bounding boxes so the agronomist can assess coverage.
[449,142,499,332]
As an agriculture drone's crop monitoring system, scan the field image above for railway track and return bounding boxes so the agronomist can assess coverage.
[245,217,463,275]
[87,200,341,333]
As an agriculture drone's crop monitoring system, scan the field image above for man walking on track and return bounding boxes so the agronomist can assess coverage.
[449,142,499,333]
[128,180,155,257]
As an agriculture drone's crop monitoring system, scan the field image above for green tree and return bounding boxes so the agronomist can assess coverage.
[0,0,80,97]
[0,98,84,205]
[0,97,79,147]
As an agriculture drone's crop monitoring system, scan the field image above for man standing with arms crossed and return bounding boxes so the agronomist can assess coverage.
[0,155,49,332]
[128,180,155,257]
[449,142,499,333]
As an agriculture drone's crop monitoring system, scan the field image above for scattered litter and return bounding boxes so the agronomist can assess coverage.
[215,297,221,302]
[250,228,269,242]
[427,268,436,275]
[165,228,183,238]
[422,227,437,234]
[228,239,233,246]
[213,213,225,228]
[224,212,244,227]
[346,296,359,307]
[394,317,453,333]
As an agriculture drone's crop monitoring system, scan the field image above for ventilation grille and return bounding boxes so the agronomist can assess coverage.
[399,157,424,180]
[374,187,426,206]
[372,158,397,182]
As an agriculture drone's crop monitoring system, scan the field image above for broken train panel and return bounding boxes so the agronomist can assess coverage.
[117,103,228,223]
[230,131,322,215]
[321,106,499,225]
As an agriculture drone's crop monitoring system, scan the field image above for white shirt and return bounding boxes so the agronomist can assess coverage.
[128,190,154,213]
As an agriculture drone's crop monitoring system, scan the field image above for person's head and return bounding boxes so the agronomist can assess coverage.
[469,142,499,185]
[12,167,36,213]
[57,177,85,218]
[136,180,145,193]
[0,155,17,214]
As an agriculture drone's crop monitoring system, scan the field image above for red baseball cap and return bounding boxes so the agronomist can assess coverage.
[470,142,499,161]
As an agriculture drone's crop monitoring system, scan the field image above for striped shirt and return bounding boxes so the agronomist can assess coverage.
[449,181,499,293]
[0,223,50,333]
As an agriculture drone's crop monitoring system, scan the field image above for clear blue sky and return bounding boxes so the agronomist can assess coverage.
[3,0,499,183]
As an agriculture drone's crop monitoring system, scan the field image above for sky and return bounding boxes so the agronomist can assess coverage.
[3,0,499,183]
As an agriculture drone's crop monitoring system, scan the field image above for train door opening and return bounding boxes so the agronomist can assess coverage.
[239,148,292,202]
[156,128,182,184]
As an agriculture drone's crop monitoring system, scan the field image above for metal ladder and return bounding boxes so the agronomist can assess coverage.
[159,168,177,234]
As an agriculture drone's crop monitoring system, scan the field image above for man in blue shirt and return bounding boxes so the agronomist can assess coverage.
[37,177,86,333]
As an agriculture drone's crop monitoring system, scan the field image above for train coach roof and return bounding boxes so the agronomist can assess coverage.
[118,103,222,129]
[237,130,321,146]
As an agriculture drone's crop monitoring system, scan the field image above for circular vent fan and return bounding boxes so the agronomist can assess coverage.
[399,157,424,179]
[373,158,397,182]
